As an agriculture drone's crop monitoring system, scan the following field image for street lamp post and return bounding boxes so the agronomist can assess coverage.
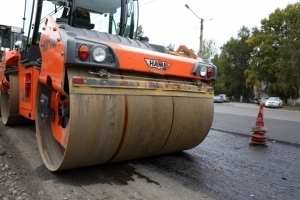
[199,18,203,58]
[185,4,211,58]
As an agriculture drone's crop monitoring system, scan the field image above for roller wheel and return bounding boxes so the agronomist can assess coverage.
[1,74,20,125]
[35,68,214,171]
[36,79,127,171]
[35,81,66,171]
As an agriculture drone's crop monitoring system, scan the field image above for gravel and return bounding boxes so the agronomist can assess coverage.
[0,135,47,200]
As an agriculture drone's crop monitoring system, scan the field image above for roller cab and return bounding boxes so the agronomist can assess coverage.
[0,0,217,171]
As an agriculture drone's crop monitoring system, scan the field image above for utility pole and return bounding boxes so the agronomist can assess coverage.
[185,4,212,58]
[199,18,203,58]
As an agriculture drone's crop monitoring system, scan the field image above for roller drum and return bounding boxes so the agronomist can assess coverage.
[1,74,30,125]
[36,69,214,171]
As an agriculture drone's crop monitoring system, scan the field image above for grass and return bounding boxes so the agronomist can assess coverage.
[281,104,300,111]
[230,100,300,111]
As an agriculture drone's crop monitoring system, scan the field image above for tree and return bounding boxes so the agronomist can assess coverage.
[133,25,144,40]
[213,26,254,100]
[202,39,217,60]
[166,43,175,51]
[245,3,300,101]
[211,54,229,95]
[119,25,144,39]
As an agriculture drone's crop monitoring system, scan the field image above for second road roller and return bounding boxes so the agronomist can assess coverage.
[0,0,217,171]
[0,24,23,116]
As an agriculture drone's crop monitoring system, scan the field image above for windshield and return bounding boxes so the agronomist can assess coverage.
[268,97,279,101]
[0,29,11,49]
[0,27,11,58]
[40,0,136,37]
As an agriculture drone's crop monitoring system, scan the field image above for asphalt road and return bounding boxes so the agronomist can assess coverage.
[212,102,300,144]
[1,124,300,200]
[0,102,299,199]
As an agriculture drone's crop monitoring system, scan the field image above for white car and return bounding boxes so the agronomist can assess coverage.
[264,97,283,108]
[258,97,268,106]
[219,94,229,103]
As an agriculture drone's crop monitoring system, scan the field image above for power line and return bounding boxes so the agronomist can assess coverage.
[139,0,157,7]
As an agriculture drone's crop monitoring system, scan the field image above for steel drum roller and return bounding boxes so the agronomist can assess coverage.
[36,68,214,171]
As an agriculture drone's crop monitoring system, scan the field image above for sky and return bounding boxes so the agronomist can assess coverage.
[138,0,300,51]
[0,0,299,51]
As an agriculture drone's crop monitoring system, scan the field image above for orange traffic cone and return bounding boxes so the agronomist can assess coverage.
[249,104,268,145]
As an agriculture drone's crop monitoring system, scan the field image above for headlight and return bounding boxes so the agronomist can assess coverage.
[200,66,207,76]
[93,47,106,62]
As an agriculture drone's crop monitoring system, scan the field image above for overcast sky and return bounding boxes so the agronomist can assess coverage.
[0,0,299,51]
[139,0,300,51]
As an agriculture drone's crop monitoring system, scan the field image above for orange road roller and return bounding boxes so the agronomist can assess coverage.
[0,24,23,117]
[0,0,217,171]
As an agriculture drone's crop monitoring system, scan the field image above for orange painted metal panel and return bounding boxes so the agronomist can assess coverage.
[19,66,39,120]
[0,50,19,91]
[88,40,212,82]
[38,15,66,95]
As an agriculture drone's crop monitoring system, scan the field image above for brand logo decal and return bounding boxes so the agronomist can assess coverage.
[145,58,170,70]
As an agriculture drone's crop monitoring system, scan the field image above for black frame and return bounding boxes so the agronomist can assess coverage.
[21,0,136,64]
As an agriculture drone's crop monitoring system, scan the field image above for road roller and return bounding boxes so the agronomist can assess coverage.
[0,24,23,116]
[0,24,22,60]
[0,0,217,171]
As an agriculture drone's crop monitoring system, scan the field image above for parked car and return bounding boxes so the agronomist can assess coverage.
[264,97,283,108]
[253,98,259,104]
[258,97,268,106]
[214,95,224,103]
[249,97,259,104]
[219,94,229,103]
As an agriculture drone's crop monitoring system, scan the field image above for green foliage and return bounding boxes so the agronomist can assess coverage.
[120,24,144,39]
[246,3,300,100]
[202,39,217,60]
[166,43,175,51]
[212,83,228,95]
[212,3,300,102]
[133,25,144,40]
[212,26,254,100]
